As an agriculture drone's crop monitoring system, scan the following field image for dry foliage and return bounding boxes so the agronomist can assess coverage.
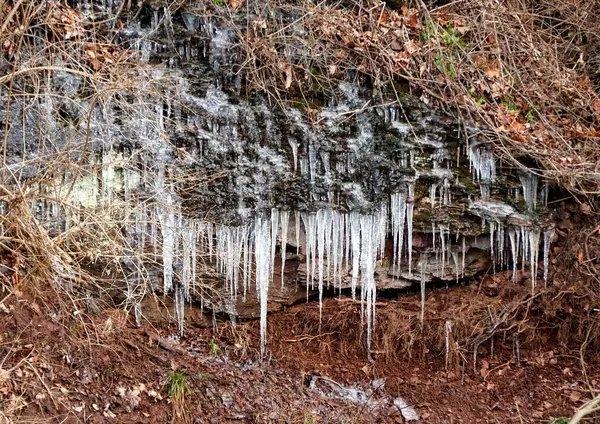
[0,1,164,311]
[206,0,600,193]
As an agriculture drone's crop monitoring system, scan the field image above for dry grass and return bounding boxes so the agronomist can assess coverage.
[0,3,187,420]
[0,0,202,328]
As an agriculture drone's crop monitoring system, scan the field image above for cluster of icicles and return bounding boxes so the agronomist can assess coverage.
[146,188,553,359]
[152,193,412,358]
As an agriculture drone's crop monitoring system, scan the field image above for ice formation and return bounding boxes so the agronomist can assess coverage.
[0,3,559,359]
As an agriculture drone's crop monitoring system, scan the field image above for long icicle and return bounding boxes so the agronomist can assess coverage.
[280,210,290,288]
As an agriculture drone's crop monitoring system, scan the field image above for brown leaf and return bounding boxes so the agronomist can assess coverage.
[389,40,403,51]
[404,39,419,54]
[281,63,293,89]
[569,390,581,403]
[228,0,244,9]
[510,133,526,142]
[484,67,501,79]
[90,58,102,71]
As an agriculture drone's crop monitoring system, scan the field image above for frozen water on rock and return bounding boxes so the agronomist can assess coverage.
[181,13,200,32]
[11,6,558,348]
[520,172,539,211]
[407,182,415,276]
[543,227,554,287]
[180,223,196,301]
[158,198,178,294]
[270,208,279,279]
[391,193,407,274]
[350,212,361,300]
[469,143,496,199]
[280,210,290,287]
[254,214,271,358]
[420,253,428,324]
[528,229,541,291]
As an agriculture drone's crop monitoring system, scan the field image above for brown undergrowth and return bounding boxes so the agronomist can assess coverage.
[0,0,191,309]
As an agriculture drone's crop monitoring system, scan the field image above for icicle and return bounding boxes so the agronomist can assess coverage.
[451,250,460,283]
[541,185,550,206]
[350,212,361,300]
[508,228,519,281]
[192,222,198,296]
[232,226,244,300]
[420,253,428,325]
[308,143,317,183]
[429,183,437,208]
[407,182,415,276]
[529,229,541,291]
[497,223,505,271]
[207,223,214,259]
[468,143,496,199]
[331,212,339,290]
[270,208,279,278]
[378,202,387,265]
[289,139,298,172]
[295,211,300,255]
[492,221,497,258]
[520,173,538,211]
[337,212,346,289]
[543,227,554,287]
[134,303,142,328]
[324,210,333,288]
[181,222,195,301]
[316,210,326,324]
[301,213,317,295]
[520,227,528,274]
[440,225,446,277]
[280,210,290,288]
[391,193,406,274]
[359,214,379,357]
[242,226,251,302]
[344,213,351,273]
[442,178,451,206]
[461,237,466,279]
[254,214,271,359]
[158,200,178,294]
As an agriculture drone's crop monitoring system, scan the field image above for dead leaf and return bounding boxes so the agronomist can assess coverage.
[389,40,403,51]
[579,203,592,215]
[228,0,244,8]
[484,67,501,79]
[281,63,293,89]
[404,39,419,54]
[569,390,581,403]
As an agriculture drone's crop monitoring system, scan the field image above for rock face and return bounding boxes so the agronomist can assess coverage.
[0,2,553,327]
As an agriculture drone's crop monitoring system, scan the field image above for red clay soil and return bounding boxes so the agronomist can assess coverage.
[1,279,599,423]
